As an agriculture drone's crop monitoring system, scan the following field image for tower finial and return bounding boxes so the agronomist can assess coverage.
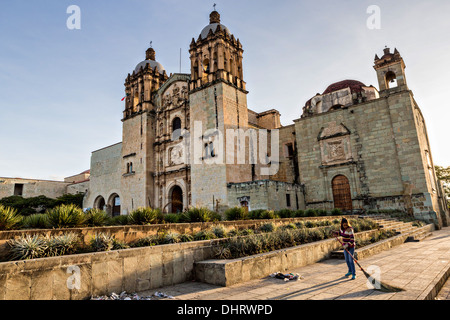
[213,3,217,11]
[210,7,220,24]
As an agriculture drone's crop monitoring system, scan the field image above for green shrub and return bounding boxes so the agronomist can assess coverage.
[317,209,328,216]
[181,207,217,223]
[131,236,159,247]
[283,223,297,230]
[225,207,248,221]
[163,213,179,224]
[295,221,305,229]
[211,225,228,238]
[305,209,318,217]
[46,204,86,229]
[129,208,160,225]
[238,229,254,236]
[276,209,293,219]
[194,229,216,241]
[0,205,23,230]
[22,214,50,229]
[309,228,325,241]
[294,210,305,218]
[85,208,109,227]
[331,208,343,216]
[260,210,276,220]
[108,215,129,226]
[258,222,276,233]
[179,234,194,243]
[305,221,316,228]
[248,209,266,220]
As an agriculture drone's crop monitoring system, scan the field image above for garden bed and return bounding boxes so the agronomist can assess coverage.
[194,228,382,287]
[0,215,359,262]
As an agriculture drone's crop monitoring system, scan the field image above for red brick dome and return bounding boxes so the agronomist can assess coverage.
[322,80,366,95]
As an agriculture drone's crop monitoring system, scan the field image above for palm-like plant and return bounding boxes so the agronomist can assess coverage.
[0,205,23,230]
[46,204,86,229]
[128,207,160,225]
[22,214,50,229]
[85,208,109,227]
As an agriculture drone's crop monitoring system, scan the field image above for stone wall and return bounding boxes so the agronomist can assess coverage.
[0,178,70,200]
[294,89,445,222]
[0,239,217,300]
[83,143,122,211]
[227,180,305,211]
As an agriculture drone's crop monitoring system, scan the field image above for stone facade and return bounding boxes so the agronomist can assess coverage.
[82,11,448,227]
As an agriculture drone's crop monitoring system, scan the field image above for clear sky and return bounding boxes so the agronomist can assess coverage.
[1,0,449,181]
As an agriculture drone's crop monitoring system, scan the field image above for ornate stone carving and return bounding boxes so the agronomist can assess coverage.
[169,144,185,166]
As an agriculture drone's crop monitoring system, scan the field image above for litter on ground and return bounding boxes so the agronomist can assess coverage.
[270,272,303,281]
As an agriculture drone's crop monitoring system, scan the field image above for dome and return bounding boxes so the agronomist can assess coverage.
[134,60,165,74]
[199,10,231,40]
[322,80,366,95]
[200,23,231,39]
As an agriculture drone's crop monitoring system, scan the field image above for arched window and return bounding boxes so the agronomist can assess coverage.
[172,117,181,132]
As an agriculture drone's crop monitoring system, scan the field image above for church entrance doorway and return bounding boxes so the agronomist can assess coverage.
[332,175,353,212]
[170,186,183,213]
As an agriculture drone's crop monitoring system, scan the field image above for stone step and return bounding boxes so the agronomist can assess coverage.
[406,230,433,242]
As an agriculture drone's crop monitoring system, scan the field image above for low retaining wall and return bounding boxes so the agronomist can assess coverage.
[0,238,225,300]
[194,229,382,287]
[0,215,357,261]
[332,224,435,260]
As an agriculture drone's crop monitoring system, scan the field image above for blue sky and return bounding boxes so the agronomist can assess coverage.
[1,0,449,181]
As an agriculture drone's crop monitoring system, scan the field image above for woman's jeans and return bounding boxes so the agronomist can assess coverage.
[344,247,356,276]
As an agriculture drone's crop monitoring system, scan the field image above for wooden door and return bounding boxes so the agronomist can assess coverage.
[332,175,353,211]
[171,186,183,213]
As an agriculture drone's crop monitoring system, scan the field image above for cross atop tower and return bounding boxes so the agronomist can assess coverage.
[213,3,216,11]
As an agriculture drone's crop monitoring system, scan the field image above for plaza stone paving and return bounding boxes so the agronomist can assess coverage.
[139,227,450,300]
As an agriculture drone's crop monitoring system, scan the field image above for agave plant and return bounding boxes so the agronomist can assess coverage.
[211,225,228,239]
[213,245,231,259]
[89,232,128,252]
[179,234,194,243]
[7,235,48,260]
[258,222,276,233]
[193,229,216,241]
[45,233,80,257]
[0,205,23,230]
[128,208,159,225]
[85,208,109,227]
[162,231,181,244]
[131,235,160,248]
[22,214,50,229]
[46,204,86,229]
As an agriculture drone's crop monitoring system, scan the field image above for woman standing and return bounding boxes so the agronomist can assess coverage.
[337,218,356,280]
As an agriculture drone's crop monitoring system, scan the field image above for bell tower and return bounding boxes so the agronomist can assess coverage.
[373,47,408,94]
[120,45,169,213]
[188,10,251,211]
[189,10,246,92]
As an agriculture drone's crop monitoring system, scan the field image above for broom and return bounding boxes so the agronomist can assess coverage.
[335,236,404,293]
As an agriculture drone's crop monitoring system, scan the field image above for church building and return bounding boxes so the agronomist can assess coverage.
[83,10,449,227]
